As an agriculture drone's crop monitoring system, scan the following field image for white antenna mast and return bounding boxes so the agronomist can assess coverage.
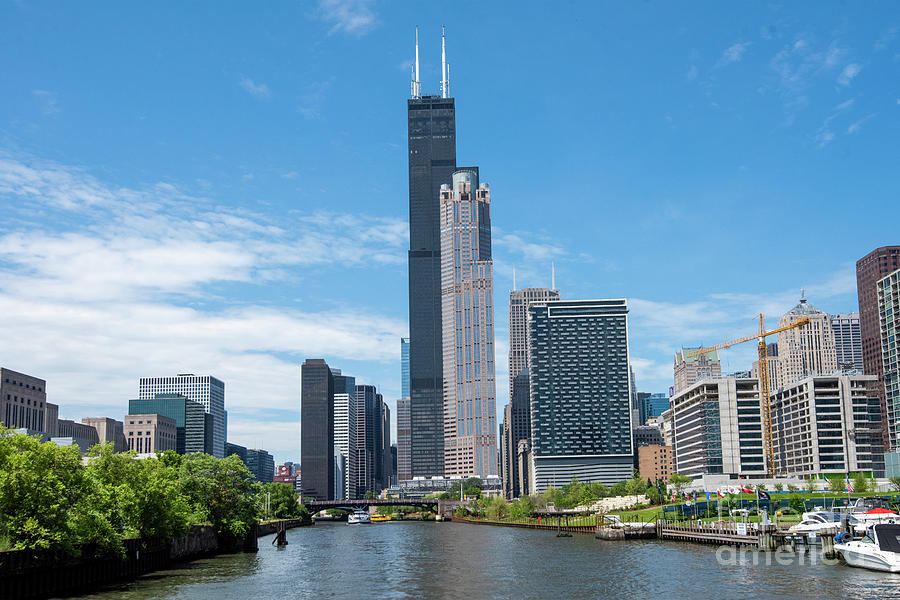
[411,27,421,99]
[441,25,448,98]
[551,262,556,290]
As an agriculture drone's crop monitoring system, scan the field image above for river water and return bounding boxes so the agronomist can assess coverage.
[64,521,900,599]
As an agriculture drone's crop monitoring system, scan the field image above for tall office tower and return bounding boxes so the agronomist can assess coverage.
[139,374,225,458]
[831,313,863,371]
[397,338,412,481]
[407,30,457,477]
[381,402,392,488]
[501,370,531,497]
[879,270,900,468]
[246,448,275,483]
[439,168,498,478]
[776,294,838,387]
[673,348,721,394]
[355,384,379,497]
[670,377,767,479]
[857,246,900,448]
[772,374,883,477]
[128,394,208,454]
[500,410,512,498]
[508,286,560,399]
[300,359,334,501]
[401,337,411,399]
[0,368,47,434]
[641,393,670,424]
[396,397,411,481]
[528,299,634,491]
[332,369,357,499]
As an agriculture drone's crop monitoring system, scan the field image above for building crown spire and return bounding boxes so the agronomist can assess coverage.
[411,27,421,99]
[441,25,449,98]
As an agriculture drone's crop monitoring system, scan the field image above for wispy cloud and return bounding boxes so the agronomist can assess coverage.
[715,42,751,68]
[847,113,876,134]
[319,0,377,36]
[298,78,334,119]
[837,63,862,86]
[32,90,59,116]
[685,65,699,81]
[239,76,271,99]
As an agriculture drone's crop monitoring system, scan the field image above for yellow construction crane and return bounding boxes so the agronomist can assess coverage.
[686,314,810,478]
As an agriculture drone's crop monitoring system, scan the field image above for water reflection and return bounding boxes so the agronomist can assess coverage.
[61,521,900,600]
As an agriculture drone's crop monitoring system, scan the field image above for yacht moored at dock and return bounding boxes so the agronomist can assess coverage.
[835,523,900,573]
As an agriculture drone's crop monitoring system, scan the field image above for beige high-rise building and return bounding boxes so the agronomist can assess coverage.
[673,348,721,394]
[124,414,177,454]
[439,168,497,478]
[82,417,128,452]
[508,286,559,399]
[776,295,838,387]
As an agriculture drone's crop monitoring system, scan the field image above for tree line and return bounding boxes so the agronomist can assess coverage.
[0,426,307,556]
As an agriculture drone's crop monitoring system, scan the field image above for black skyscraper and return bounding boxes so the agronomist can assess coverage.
[301,359,334,500]
[407,94,456,476]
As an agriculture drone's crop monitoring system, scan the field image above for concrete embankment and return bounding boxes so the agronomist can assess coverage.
[451,517,597,534]
[0,519,311,600]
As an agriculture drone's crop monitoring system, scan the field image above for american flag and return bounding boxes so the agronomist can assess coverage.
[846,475,854,493]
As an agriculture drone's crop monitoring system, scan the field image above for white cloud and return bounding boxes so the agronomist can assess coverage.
[847,113,877,134]
[239,76,271,99]
[0,154,411,463]
[716,42,751,68]
[686,65,699,81]
[319,0,377,36]
[837,63,862,86]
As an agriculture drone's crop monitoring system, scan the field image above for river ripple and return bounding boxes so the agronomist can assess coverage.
[63,521,900,599]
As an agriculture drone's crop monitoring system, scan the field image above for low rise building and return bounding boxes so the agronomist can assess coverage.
[124,414,177,454]
[671,377,766,479]
[54,418,100,454]
[82,417,127,452]
[633,425,664,448]
[638,444,672,482]
[772,374,883,476]
[1,368,49,434]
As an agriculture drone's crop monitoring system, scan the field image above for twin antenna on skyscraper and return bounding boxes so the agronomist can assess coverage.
[410,26,450,99]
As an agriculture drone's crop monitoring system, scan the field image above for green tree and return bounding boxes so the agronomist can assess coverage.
[625,475,646,501]
[509,496,536,520]
[804,477,818,493]
[826,474,845,493]
[85,444,191,541]
[853,472,873,494]
[669,473,692,497]
[774,483,784,492]
[787,483,799,492]
[889,477,900,492]
[484,496,509,520]
[789,495,805,514]
[176,453,261,541]
[0,427,119,555]
[610,481,627,498]
[261,482,307,519]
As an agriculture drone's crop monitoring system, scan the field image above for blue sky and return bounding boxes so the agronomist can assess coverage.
[1,1,898,465]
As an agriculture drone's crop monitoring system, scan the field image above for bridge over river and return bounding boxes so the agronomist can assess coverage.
[303,498,460,518]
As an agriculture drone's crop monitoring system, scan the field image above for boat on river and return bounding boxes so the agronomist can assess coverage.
[371,514,391,522]
[348,510,372,524]
[835,523,900,573]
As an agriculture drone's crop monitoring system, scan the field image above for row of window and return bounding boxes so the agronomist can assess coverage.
[3,377,43,392]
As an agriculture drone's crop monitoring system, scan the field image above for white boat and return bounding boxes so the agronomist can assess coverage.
[836,523,900,573]
[789,511,865,541]
[347,510,371,524]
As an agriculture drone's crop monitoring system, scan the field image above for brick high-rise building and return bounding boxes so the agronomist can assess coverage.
[857,246,900,449]
[439,168,497,479]
[124,414,176,454]
[673,348,721,394]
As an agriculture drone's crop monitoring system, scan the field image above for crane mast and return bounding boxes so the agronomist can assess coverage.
[686,314,809,478]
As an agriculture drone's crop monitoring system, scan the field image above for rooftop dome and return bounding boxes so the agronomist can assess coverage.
[786,290,824,316]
